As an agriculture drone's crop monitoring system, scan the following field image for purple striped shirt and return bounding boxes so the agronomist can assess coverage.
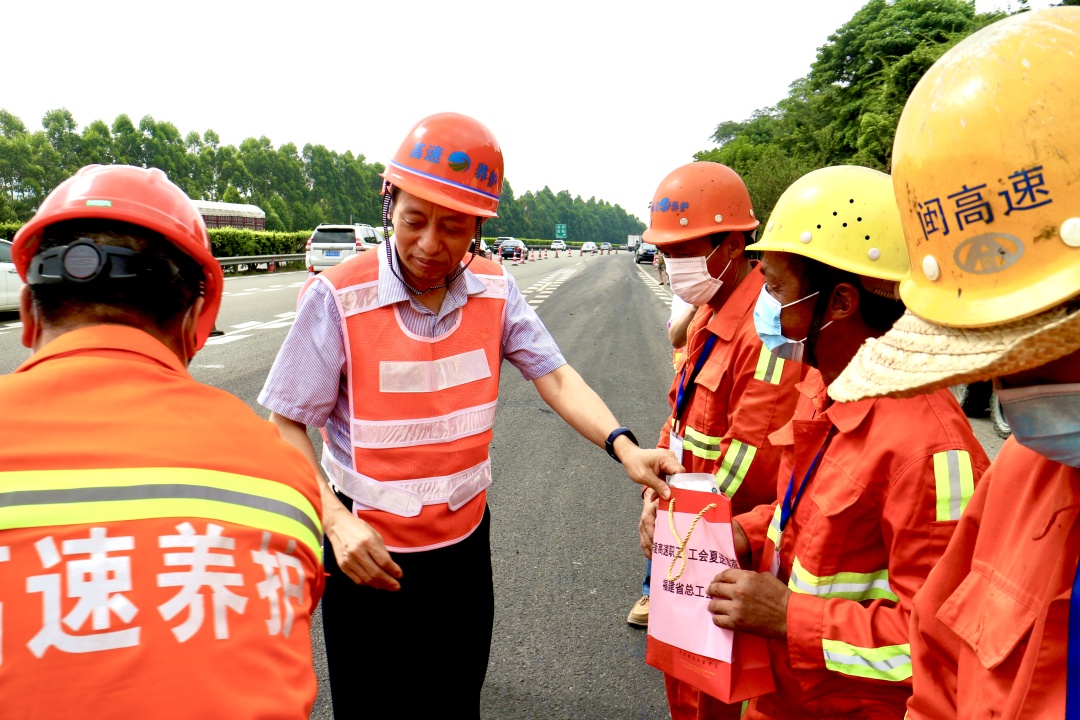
[258,245,566,467]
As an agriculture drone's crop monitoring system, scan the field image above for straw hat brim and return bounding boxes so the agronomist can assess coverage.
[829,304,1080,402]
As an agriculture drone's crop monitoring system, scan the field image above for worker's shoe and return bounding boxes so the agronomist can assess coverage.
[627,594,649,627]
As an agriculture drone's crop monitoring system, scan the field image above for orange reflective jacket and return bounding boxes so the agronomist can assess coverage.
[0,326,323,720]
[736,375,990,720]
[313,250,506,551]
[906,439,1080,720]
[658,264,810,720]
[658,264,812,515]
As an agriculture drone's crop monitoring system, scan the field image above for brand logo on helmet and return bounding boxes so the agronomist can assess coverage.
[953,233,1025,274]
[652,198,689,214]
[448,151,471,172]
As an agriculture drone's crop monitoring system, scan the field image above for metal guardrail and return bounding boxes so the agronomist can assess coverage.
[216,253,305,268]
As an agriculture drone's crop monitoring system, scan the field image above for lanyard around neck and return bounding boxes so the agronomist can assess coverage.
[1068,556,1080,720]
[674,334,718,429]
[778,429,836,536]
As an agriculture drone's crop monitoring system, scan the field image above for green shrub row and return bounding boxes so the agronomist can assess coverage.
[0,221,311,259]
[207,228,310,257]
[0,222,22,240]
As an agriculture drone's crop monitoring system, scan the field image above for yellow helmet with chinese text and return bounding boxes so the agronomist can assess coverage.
[746,165,908,286]
[830,8,1080,402]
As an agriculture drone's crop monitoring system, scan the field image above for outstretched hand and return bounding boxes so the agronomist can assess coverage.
[617,440,682,500]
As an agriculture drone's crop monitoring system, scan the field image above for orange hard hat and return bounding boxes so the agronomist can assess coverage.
[381,113,503,218]
[13,164,223,351]
[642,162,759,246]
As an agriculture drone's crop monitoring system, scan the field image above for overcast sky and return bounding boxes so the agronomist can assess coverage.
[3,0,1052,225]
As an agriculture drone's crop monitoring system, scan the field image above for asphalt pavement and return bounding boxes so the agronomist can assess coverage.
[0,249,1008,719]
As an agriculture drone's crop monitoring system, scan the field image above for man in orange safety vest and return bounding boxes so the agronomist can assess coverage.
[0,165,324,720]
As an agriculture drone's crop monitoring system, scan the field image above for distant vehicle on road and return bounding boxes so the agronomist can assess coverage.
[627,234,641,251]
[949,382,1011,439]
[499,238,527,259]
[550,240,567,251]
[600,242,612,251]
[307,224,378,274]
[635,242,657,263]
[581,242,598,254]
[477,239,491,259]
[0,239,23,312]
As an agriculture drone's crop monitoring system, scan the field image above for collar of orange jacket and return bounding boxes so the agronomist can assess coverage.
[703,261,764,342]
[17,324,187,376]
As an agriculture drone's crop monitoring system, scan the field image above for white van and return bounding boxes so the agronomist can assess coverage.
[306,224,378,274]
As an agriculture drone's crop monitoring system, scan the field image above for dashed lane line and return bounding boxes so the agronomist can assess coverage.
[204,315,297,346]
[637,268,673,307]
[523,268,577,308]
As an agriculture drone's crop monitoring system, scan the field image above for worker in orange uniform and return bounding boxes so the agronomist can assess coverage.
[259,113,679,718]
[637,161,811,719]
[0,165,324,719]
[705,165,990,719]
[829,8,1080,718]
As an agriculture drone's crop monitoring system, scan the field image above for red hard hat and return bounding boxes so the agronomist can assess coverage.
[642,162,759,246]
[381,113,503,218]
[13,165,223,351]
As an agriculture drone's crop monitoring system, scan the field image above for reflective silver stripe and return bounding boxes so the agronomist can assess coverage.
[0,484,319,539]
[353,401,498,449]
[336,281,380,317]
[822,643,913,681]
[322,452,491,518]
[471,274,508,299]
[379,349,492,393]
[947,450,962,520]
[717,442,751,495]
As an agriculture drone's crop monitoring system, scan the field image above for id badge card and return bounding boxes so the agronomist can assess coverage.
[770,534,782,578]
[669,429,685,466]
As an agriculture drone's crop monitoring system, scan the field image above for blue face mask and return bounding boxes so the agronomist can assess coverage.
[995,382,1080,468]
[753,284,824,363]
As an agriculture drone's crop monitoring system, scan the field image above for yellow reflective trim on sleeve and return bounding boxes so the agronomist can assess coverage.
[684,427,723,461]
[822,639,912,682]
[933,449,974,522]
[0,467,322,562]
[715,440,757,498]
[788,556,899,602]
[766,504,782,545]
[752,346,785,384]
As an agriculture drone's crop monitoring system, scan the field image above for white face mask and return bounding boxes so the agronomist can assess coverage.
[665,246,730,306]
[995,382,1080,468]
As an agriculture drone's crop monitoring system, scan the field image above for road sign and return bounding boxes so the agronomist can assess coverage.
[555,224,567,239]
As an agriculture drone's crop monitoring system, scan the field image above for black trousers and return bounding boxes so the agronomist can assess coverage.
[322,504,494,719]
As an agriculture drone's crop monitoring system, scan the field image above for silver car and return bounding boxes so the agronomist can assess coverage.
[0,240,23,312]
[306,224,378,274]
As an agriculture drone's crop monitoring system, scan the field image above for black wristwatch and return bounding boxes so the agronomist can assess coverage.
[605,427,639,463]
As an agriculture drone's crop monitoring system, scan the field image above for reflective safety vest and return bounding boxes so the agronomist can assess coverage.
[313,250,506,552]
[736,374,991,720]
[0,325,324,720]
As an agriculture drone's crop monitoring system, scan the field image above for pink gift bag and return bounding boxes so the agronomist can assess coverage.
[645,485,775,704]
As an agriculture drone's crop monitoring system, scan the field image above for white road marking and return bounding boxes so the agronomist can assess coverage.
[231,321,264,329]
[275,312,297,318]
[204,335,250,346]
[5,322,23,328]
[259,321,295,329]
[194,364,225,369]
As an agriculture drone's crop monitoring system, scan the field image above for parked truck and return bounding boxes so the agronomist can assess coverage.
[627,235,641,251]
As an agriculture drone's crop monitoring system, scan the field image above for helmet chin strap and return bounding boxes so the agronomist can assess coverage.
[381,183,480,296]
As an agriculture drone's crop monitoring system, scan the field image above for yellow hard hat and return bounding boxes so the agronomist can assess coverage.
[829,8,1080,403]
[746,165,908,282]
[892,7,1080,328]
